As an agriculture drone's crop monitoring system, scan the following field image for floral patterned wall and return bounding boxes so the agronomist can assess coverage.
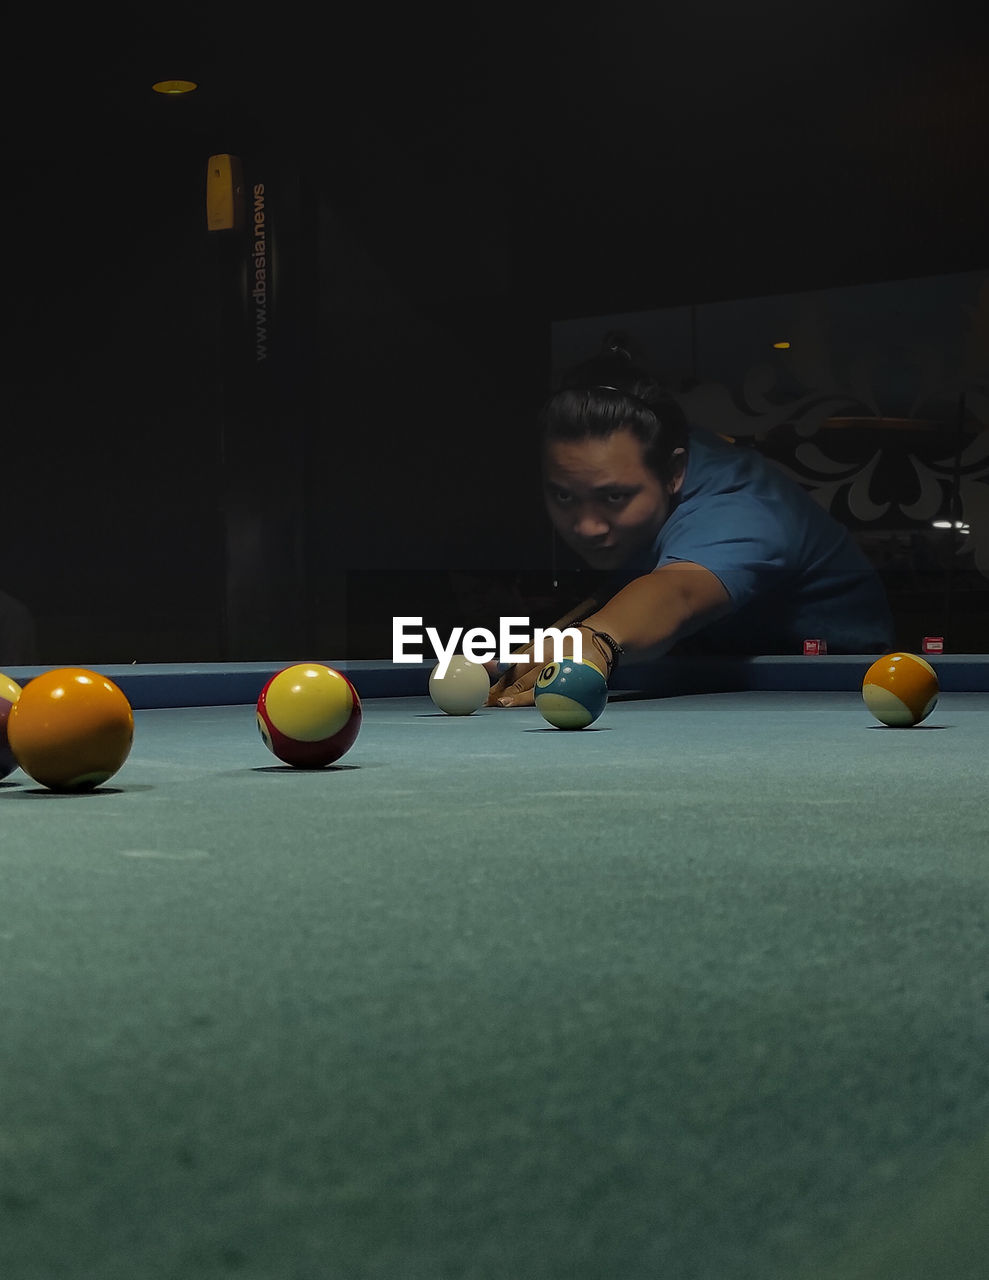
[552,271,988,645]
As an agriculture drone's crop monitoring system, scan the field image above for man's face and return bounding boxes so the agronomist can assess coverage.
[543,428,684,571]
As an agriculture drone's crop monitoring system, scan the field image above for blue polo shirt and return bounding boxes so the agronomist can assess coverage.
[611,429,894,654]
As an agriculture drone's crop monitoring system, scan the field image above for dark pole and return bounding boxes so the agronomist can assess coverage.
[943,391,967,643]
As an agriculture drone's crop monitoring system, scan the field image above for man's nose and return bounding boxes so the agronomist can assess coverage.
[573,510,610,539]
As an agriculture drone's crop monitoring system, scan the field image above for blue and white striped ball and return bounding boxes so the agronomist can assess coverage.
[534,658,608,730]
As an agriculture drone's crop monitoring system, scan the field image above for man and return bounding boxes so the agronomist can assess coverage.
[489,339,894,706]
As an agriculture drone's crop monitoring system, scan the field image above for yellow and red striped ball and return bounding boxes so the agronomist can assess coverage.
[1,672,22,780]
[7,667,134,790]
[257,663,362,767]
[862,652,939,727]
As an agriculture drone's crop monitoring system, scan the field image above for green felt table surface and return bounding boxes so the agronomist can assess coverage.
[2,690,987,1279]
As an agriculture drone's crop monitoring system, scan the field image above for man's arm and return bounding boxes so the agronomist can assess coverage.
[579,561,731,661]
[489,563,731,706]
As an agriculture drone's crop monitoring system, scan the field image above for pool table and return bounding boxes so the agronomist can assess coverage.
[1,654,987,1280]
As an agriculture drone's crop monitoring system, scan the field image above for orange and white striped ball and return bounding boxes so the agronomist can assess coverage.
[7,667,134,790]
[862,652,939,727]
[257,663,362,767]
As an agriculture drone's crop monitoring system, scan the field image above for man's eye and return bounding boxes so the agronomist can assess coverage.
[550,489,572,504]
[604,492,630,506]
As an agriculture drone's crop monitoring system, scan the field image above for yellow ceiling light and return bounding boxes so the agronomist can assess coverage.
[773,341,791,349]
[152,79,198,95]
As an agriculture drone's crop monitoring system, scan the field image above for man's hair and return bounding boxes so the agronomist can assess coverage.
[540,332,689,484]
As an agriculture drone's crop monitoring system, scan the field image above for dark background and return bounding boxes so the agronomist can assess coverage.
[4,3,988,661]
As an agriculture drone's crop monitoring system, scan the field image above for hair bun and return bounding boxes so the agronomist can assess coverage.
[601,331,633,363]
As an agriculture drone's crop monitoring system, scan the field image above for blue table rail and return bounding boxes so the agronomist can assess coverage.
[4,655,987,709]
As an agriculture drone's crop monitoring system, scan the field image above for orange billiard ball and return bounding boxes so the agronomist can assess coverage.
[7,667,134,790]
[1,672,22,780]
[862,652,939,727]
[257,663,362,767]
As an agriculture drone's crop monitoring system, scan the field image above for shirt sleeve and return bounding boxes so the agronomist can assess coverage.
[654,493,794,608]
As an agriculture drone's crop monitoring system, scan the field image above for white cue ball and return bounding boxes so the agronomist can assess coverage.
[428,655,490,715]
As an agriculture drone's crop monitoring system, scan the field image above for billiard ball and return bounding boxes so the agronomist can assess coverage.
[1,672,22,780]
[862,651,939,727]
[534,658,608,730]
[257,663,362,767]
[7,667,134,791]
[428,655,490,715]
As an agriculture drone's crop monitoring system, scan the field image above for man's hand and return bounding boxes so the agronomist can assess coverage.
[482,595,603,708]
[486,563,731,706]
[485,626,615,708]
[485,653,545,708]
